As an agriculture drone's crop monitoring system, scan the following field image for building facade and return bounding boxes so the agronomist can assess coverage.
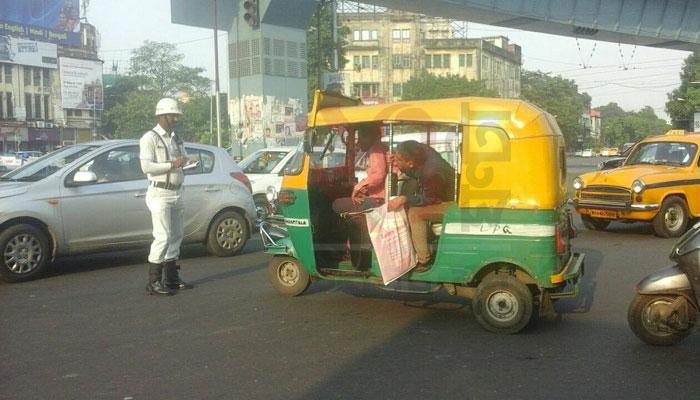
[0,21,101,153]
[339,10,522,103]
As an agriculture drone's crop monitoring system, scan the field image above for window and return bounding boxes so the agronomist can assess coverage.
[371,55,378,69]
[361,30,370,41]
[353,31,360,41]
[352,83,379,97]
[184,148,215,175]
[42,68,50,86]
[25,93,32,120]
[459,54,465,67]
[402,29,410,40]
[4,64,10,83]
[6,92,12,118]
[392,29,401,42]
[443,54,450,68]
[424,54,432,68]
[43,95,49,120]
[24,67,31,86]
[361,55,370,69]
[392,83,402,97]
[33,68,41,86]
[34,94,42,120]
[466,54,473,67]
[432,54,442,68]
[0,93,3,118]
[72,146,144,184]
[392,54,411,69]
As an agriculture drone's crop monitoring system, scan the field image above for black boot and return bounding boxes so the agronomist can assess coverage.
[146,262,174,296]
[163,260,192,290]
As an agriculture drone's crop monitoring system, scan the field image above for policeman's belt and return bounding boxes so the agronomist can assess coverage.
[150,181,182,191]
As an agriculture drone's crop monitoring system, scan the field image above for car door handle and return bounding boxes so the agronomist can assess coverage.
[205,187,221,192]
[134,192,146,198]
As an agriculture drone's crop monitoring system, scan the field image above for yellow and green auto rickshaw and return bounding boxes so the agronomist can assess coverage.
[260,91,584,334]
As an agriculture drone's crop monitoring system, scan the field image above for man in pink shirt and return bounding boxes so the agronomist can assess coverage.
[333,123,386,270]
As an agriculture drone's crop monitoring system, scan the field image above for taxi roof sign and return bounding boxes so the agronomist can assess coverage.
[666,129,690,135]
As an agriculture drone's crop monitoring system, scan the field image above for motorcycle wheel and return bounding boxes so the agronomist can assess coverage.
[627,294,694,346]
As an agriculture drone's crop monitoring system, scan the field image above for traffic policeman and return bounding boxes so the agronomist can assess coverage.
[139,98,192,296]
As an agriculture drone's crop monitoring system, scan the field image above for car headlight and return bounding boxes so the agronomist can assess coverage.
[266,186,277,202]
[632,179,645,194]
[572,177,584,190]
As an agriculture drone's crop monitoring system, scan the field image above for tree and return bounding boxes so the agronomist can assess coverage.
[401,72,497,100]
[520,70,591,148]
[595,103,670,146]
[103,42,214,139]
[129,41,211,97]
[666,51,700,130]
[306,1,349,104]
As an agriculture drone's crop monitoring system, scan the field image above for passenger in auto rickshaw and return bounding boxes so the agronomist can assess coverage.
[388,140,455,273]
[331,123,387,270]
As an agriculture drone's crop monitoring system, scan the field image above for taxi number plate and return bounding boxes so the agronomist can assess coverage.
[588,209,617,219]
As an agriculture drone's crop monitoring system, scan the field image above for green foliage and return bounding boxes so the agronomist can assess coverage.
[666,51,700,130]
[595,103,670,146]
[306,1,349,104]
[129,41,211,97]
[401,72,498,100]
[520,70,591,148]
[103,41,216,141]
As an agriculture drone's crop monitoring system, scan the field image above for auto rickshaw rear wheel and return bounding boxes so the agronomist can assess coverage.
[473,275,534,334]
[268,256,310,296]
[581,215,610,231]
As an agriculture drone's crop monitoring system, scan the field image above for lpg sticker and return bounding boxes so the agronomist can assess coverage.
[284,218,310,227]
[444,223,555,237]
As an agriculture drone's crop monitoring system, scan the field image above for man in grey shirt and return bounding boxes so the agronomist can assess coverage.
[139,98,191,296]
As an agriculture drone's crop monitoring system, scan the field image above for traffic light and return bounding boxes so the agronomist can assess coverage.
[243,0,259,28]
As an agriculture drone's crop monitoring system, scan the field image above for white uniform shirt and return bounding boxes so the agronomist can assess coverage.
[139,124,187,186]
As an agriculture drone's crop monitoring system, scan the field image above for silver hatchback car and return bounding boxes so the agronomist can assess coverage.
[0,140,256,282]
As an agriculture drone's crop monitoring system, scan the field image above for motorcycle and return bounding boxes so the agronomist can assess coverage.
[628,223,700,346]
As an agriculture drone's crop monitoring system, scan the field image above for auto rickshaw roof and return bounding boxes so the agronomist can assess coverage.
[308,90,561,140]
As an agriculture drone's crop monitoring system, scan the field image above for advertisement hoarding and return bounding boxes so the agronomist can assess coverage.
[59,57,103,110]
[0,36,57,68]
[0,0,80,47]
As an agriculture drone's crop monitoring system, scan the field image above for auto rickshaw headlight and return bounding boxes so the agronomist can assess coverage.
[572,177,584,190]
[266,186,277,202]
[632,179,645,194]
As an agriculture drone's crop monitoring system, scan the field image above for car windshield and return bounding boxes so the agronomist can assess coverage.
[238,150,289,173]
[625,141,697,167]
[1,145,99,182]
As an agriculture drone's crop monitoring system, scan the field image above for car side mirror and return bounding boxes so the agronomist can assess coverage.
[73,170,98,184]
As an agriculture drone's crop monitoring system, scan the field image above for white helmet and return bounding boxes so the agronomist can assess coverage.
[155,98,182,116]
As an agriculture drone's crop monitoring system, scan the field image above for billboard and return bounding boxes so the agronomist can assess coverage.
[0,0,80,47]
[0,36,58,68]
[59,57,103,110]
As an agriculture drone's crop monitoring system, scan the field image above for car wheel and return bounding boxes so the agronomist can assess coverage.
[267,256,310,296]
[206,211,248,257]
[0,224,50,283]
[652,196,688,238]
[581,215,611,230]
[473,275,534,334]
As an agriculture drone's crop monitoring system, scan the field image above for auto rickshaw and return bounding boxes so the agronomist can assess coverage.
[261,91,584,334]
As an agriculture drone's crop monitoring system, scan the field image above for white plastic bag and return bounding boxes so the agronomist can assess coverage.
[366,203,417,285]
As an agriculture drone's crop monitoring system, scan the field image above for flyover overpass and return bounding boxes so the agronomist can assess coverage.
[172,0,700,51]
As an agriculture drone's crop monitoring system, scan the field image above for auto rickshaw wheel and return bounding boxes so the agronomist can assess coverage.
[581,215,610,231]
[473,275,533,334]
[652,196,688,238]
[268,256,310,296]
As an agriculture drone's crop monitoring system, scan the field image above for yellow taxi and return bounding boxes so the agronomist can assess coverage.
[572,132,700,237]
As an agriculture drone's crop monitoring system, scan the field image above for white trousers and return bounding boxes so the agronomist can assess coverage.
[146,186,185,264]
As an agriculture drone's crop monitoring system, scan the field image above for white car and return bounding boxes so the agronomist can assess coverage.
[581,148,594,157]
[0,140,256,282]
[237,146,297,219]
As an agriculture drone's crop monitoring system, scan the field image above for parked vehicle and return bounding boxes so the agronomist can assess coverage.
[261,91,584,334]
[598,142,637,170]
[628,222,700,346]
[238,146,297,220]
[0,140,256,282]
[0,151,43,171]
[600,147,619,157]
[581,148,594,157]
[573,134,700,237]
